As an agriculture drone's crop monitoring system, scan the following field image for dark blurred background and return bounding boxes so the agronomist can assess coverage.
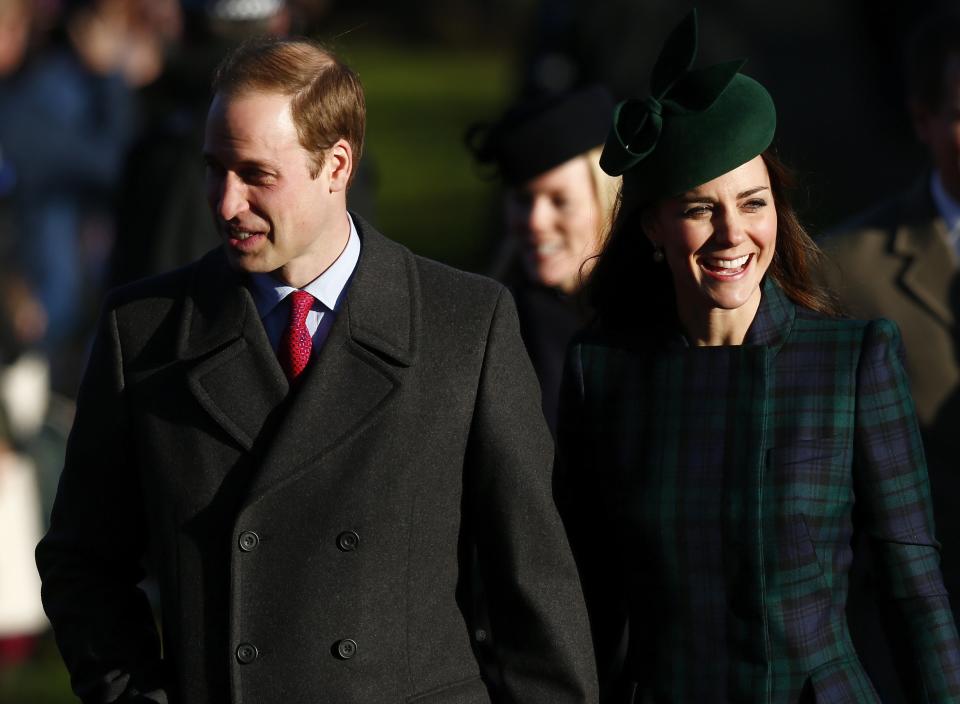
[0,0,953,701]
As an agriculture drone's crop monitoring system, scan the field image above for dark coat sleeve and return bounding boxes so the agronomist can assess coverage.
[464,288,599,704]
[35,301,168,704]
[853,319,960,702]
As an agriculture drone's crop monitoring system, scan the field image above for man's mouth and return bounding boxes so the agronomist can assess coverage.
[225,225,268,251]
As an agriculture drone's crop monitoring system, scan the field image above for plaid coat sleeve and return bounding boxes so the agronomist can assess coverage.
[853,319,960,701]
[554,342,628,702]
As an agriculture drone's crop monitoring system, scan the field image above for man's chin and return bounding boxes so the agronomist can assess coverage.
[223,245,269,273]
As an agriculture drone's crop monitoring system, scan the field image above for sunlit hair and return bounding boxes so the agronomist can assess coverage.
[212,38,365,184]
[587,149,840,331]
[578,146,622,287]
[584,147,621,243]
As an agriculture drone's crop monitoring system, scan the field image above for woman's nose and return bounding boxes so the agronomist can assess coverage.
[713,209,747,246]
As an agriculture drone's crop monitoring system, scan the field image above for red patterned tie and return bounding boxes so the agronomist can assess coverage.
[280,290,314,381]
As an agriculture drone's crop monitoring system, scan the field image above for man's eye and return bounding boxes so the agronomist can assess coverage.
[243,170,273,184]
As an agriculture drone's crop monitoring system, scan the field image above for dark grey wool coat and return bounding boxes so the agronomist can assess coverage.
[36,217,598,704]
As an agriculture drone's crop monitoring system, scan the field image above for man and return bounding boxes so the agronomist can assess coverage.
[819,8,960,702]
[36,39,597,704]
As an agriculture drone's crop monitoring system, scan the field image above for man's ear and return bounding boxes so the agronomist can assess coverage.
[326,139,353,192]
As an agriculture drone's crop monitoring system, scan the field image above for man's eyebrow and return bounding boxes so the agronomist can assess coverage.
[200,153,278,171]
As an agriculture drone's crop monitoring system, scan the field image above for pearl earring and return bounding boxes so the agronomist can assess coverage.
[652,246,665,263]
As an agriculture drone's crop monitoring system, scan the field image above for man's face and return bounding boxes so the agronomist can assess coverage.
[203,90,351,287]
[914,54,960,200]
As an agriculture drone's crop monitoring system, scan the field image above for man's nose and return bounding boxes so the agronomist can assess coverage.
[216,172,249,221]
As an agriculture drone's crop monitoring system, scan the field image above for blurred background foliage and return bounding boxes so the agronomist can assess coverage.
[341,43,515,268]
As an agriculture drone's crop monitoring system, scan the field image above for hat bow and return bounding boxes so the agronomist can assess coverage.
[600,10,748,176]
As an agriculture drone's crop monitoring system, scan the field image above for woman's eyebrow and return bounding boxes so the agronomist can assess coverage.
[678,185,769,203]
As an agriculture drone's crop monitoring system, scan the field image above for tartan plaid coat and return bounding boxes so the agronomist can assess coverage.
[556,279,960,703]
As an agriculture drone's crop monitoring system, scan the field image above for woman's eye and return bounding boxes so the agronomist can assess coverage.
[742,198,767,211]
[683,205,711,218]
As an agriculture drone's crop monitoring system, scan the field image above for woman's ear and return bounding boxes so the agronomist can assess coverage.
[641,208,660,248]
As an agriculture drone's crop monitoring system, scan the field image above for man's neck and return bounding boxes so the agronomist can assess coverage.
[274,211,352,289]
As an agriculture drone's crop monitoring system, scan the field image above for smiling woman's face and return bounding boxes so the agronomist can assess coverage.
[645,155,777,322]
[505,156,602,294]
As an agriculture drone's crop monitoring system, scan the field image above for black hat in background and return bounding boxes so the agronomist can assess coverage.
[466,84,614,187]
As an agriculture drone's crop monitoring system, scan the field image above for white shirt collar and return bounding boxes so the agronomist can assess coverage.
[249,213,361,318]
[930,170,960,236]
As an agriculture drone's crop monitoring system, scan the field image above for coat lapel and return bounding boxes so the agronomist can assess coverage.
[242,217,419,504]
[893,180,955,328]
[178,249,289,452]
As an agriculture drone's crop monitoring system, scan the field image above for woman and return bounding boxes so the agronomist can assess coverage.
[467,85,620,432]
[555,10,960,703]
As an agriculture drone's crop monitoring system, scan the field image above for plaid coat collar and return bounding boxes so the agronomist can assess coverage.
[660,277,796,352]
[744,277,795,351]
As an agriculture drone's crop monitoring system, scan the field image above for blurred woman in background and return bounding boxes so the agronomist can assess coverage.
[467,85,620,431]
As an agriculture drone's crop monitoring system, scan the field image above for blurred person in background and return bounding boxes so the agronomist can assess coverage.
[466,85,619,432]
[819,9,960,701]
[0,0,138,392]
[0,0,58,668]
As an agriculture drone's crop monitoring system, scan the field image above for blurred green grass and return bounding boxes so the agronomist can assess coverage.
[341,42,515,270]
[0,634,74,704]
[2,42,514,704]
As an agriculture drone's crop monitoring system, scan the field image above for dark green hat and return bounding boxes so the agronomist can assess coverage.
[600,9,776,198]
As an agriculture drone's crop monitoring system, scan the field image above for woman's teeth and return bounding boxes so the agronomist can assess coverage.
[710,254,749,269]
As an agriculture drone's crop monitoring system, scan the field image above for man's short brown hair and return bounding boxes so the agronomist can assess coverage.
[212,38,365,181]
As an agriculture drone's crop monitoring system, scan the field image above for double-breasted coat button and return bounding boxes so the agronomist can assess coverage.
[236,643,259,664]
[336,638,358,659]
[336,530,360,552]
[238,531,260,552]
